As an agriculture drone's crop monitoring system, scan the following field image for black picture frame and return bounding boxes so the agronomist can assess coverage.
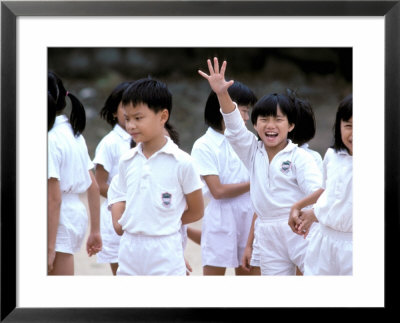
[1,0,399,321]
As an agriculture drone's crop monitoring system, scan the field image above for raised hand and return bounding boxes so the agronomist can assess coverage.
[198,57,234,95]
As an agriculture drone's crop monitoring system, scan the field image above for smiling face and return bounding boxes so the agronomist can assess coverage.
[123,102,168,144]
[254,106,294,159]
[340,117,353,155]
[113,101,127,130]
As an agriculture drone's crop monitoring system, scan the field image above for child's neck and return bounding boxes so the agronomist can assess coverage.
[141,135,167,159]
[265,140,289,162]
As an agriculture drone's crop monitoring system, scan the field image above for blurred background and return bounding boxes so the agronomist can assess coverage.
[48,48,352,275]
[48,47,352,157]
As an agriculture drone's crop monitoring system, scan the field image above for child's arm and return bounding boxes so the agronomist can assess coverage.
[203,175,250,200]
[95,164,109,198]
[187,226,201,245]
[111,201,125,236]
[86,170,102,256]
[181,189,204,225]
[242,213,257,271]
[288,188,324,235]
[47,178,61,273]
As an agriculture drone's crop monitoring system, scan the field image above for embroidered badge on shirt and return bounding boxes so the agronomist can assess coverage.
[280,160,292,174]
[161,192,172,207]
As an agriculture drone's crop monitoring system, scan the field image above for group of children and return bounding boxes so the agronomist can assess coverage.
[47,57,353,276]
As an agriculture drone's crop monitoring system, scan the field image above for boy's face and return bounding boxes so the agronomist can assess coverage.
[253,106,294,153]
[123,102,168,144]
[113,102,127,130]
[238,105,250,123]
[340,116,353,155]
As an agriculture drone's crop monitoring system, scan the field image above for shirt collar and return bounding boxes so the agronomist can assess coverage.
[113,124,131,141]
[54,114,68,126]
[207,127,225,146]
[133,136,179,159]
[337,148,352,156]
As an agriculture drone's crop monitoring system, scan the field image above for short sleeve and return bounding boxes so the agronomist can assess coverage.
[294,149,323,195]
[107,174,126,209]
[178,157,203,195]
[191,142,219,176]
[48,136,61,180]
[93,138,113,173]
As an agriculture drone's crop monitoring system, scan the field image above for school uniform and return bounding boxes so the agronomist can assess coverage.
[48,115,94,254]
[93,124,131,264]
[191,127,254,268]
[304,148,353,275]
[115,137,203,276]
[222,105,322,275]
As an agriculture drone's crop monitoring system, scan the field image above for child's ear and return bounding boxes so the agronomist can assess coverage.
[160,109,169,124]
[288,123,295,132]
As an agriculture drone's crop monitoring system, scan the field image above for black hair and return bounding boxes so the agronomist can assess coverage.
[100,81,133,127]
[122,78,172,122]
[286,89,316,146]
[332,94,353,152]
[48,71,86,136]
[251,93,296,132]
[130,123,180,148]
[204,81,257,131]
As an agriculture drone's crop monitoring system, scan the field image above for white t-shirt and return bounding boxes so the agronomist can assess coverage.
[48,115,93,192]
[300,143,323,173]
[191,127,250,199]
[314,148,352,232]
[116,137,203,236]
[93,124,131,185]
[222,106,322,220]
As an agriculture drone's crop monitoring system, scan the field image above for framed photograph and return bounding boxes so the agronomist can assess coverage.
[1,0,399,321]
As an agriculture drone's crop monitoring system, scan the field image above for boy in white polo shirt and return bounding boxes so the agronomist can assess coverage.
[199,58,322,275]
[113,78,204,276]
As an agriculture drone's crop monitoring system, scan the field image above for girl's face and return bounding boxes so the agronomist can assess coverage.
[254,106,294,154]
[341,116,353,155]
[114,102,127,130]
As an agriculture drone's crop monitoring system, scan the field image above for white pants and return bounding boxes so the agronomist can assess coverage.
[117,231,186,276]
[201,194,253,268]
[96,201,121,263]
[250,217,260,267]
[55,193,87,254]
[304,225,352,275]
[257,216,308,275]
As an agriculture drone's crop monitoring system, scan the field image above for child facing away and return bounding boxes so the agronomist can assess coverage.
[199,58,322,275]
[47,71,102,275]
[111,78,204,275]
[288,94,353,275]
[93,81,133,275]
[190,82,260,275]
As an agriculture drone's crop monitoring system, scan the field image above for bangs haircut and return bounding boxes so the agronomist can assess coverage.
[251,93,296,126]
[122,78,172,118]
[100,81,132,127]
[204,81,257,131]
[333,94,353,152]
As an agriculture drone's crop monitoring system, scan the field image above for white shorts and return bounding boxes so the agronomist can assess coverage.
[55,193,87,254]
[257,216,309,275]
[304,224,352,275]
[117,231,186,276]
[201,194,253,268]
[250,217,260,267]
[96,201,121,264]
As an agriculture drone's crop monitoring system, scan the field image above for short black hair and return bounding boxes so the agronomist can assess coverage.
[287,90,316,146]
[204,81,257,131]
[251,93,296,128]
[333,94,352,152]
[122,78,172,121]
[100,81,133,127]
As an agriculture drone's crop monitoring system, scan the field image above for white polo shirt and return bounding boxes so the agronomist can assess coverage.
[314,148,352,232]
[222,106,322,220]
[300,143,323,173]
[191,127,250,199]
[116,137,203,236]
[93,124,131,184]
[48,115,93,192]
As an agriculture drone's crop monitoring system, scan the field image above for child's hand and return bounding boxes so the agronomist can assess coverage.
[241,245,253,272]
[184,257,193,276]
[86,232,102,257]
[288,207,303,235]
[298,209,318,238]
[198,57,234,95]
[48,248,56,274]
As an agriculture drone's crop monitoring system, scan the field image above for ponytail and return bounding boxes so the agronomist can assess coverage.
[48,71,86,136]
[164,122,180,147]
[67,92,86,136]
